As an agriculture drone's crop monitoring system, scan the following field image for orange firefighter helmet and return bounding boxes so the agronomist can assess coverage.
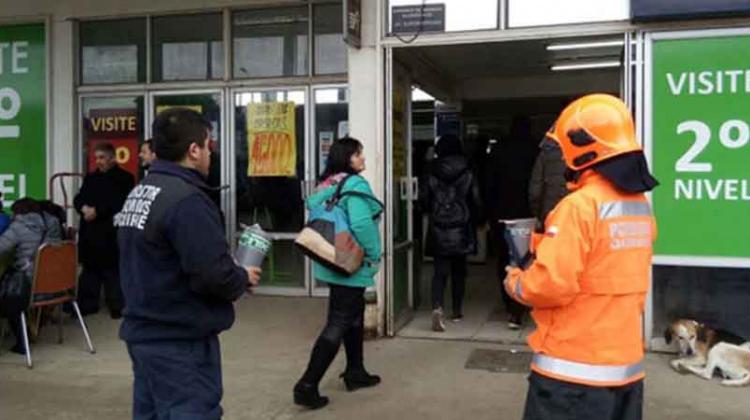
[553,94,640,171]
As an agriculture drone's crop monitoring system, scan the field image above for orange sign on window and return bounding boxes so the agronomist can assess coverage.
[246,102,296,177]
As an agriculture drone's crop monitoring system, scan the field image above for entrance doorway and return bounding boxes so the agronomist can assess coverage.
[385,35,633,339]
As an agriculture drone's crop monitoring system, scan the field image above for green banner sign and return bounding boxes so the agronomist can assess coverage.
[651,33,750,261]
[0,24,46,209]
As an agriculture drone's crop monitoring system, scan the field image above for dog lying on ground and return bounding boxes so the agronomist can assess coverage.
[665,319,750,387]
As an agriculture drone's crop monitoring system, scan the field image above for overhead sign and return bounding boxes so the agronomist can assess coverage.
[633,0,750,21]
[343,0,362,48]
[0,24,46,208]
[391,4,445,34]
[649,32,750,264]
[246,102,297,177]
[87,108,140,180]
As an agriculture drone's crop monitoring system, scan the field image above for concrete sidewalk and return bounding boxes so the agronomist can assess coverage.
[0,296,748,419]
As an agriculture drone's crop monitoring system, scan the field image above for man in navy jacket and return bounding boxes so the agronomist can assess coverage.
[116,108,261,419]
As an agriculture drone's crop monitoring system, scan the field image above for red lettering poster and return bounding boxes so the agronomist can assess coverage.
[86,108,140,180]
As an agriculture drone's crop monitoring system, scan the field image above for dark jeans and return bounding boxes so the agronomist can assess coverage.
[127,336,223,420]
[298,284,366,386]
[491,222,526,318]
[78,266,123,315]
[523,372,643,420]
[432,256,466,315]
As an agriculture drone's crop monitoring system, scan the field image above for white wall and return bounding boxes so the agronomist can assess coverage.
[508,0,629,28]
[347,0,386,335]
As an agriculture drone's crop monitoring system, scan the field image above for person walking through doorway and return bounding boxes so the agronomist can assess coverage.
[528,127,568,226]
[485,116,537,330]
[74,142,135,318]
[421,134,480,332]
[294,137,383,410]
[505,94,658,420]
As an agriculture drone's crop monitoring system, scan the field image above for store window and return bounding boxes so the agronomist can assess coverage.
[80,96,144,181]
[80,19,147,85]
[314,87,348,176]
[234,89,307,288]
[152,14,224,82]
[233,7,309,78]
[314,4,347,75]
[653,266,750,343]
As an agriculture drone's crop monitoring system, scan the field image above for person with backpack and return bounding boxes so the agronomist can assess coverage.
[293,137,382,410]
[421,134,480,332]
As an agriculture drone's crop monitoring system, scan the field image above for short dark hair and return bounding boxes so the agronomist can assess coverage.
[435,134,463,157]
[11,197,41,215]
[321,137,363,179]
[93,142,116,156]
[152,108,210,162]
[142,138,152,149]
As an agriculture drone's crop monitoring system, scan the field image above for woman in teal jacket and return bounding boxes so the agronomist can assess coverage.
[294,137,382,410]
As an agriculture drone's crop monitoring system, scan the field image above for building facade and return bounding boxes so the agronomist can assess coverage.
[2,0,750,344]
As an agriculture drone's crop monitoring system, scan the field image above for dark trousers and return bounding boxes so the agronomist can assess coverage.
[0,292,27,348]
[127,336,223,420]
[491,222,526,318]
[432,256,466,314]
[78,266,123,315]
[299,284,366,386]
[523,372,643,420]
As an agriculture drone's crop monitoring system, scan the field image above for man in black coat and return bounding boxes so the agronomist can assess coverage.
[483,116,537,330]
[116,108,261,418]
[74,142,135,318]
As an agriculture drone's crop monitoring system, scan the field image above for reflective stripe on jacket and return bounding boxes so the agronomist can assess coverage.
[506,171,656,387]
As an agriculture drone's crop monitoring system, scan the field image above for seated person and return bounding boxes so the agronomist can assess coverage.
[0,192,10,235]
[0,198,63,354]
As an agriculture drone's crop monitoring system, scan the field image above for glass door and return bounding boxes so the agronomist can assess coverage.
[149,90,226,214]
[312,85,349,296]
[231,88,309,295]
[80,94,146,183]
[387,52,416,334]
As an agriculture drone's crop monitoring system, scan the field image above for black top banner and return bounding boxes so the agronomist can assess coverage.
[632,0,750,21]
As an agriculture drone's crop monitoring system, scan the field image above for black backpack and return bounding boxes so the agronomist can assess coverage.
[429,171,471,229]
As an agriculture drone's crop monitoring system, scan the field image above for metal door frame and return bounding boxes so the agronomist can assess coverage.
[310,83,351,298]
[228,85,313,297]
[385,47,416,336]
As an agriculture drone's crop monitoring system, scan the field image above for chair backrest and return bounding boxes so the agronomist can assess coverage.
[31,241,77,296]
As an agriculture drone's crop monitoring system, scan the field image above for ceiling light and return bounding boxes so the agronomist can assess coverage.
[546,40,625,51]
[550,60,622,71]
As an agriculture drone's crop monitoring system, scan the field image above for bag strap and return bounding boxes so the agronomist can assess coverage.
[338,191,384,211]
[330,174,355,204]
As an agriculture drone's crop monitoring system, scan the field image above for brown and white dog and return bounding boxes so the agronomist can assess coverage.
[665,319,750,387]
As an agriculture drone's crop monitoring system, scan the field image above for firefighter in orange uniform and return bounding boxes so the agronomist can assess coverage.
[504,94,658,420]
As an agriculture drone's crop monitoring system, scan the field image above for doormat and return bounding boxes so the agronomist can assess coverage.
[465,349,532,373]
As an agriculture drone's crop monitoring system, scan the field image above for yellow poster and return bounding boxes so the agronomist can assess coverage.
[246,102,296,177]
[155,105,203,116]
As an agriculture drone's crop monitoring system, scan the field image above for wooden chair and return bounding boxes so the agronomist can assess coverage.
[18,241,95,368]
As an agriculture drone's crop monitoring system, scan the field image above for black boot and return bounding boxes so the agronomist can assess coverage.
[293,382,329,410]
[341,325,381,391]
[294,337,338,409]
[340,369,381,392]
